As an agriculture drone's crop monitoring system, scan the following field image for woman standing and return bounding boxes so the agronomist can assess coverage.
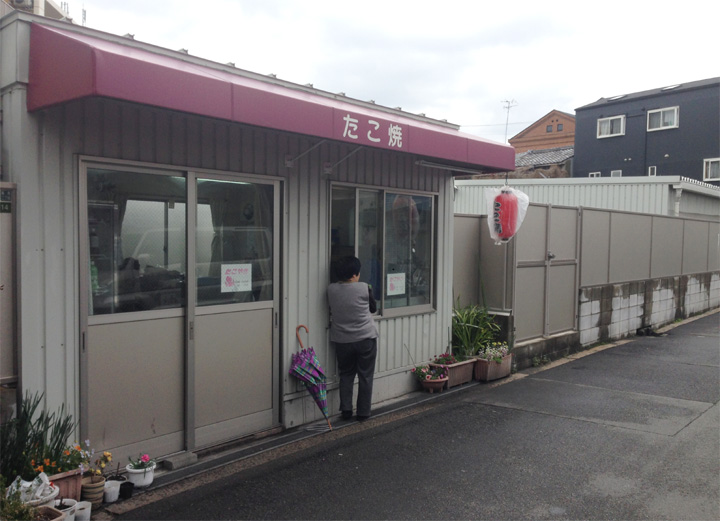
[327,256,378,421]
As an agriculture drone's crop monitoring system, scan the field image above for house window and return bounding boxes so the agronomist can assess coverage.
[331,186,435,313]
[589,172,601,178]
[597,115,625,138]
[648,166,657,176]
[546,125,553,133]
[557,123,563,131]
[704,158,720,181]
[611,170,623,177]
[647,107,679,131]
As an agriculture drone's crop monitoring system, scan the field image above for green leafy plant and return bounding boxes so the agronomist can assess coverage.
[0,476,37,521]
[0,392,77,481]
[411,365,448,382]
[451,302,501,358]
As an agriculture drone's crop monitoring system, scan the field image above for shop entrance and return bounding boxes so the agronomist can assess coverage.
[80,163,280,461]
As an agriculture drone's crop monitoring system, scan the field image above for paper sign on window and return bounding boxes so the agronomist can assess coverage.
[222,263,252,293]
[387,273,406,296]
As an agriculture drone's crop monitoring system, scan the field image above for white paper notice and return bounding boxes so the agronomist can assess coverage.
[221,263,252,293]
[387,273,406,296]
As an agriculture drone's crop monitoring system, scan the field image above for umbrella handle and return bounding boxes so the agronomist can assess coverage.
[296,325,309,350]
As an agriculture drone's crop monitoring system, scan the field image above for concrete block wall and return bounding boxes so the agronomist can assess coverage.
[578,272,720,346]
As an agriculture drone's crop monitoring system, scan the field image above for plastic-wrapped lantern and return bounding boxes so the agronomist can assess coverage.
[493,187,519,241]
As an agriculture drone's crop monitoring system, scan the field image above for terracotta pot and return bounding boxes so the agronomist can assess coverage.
[34,505,66,521]
[47,468,83,502]
[429,358,475,388]
[474,353,513,381]
[419,376,448,394]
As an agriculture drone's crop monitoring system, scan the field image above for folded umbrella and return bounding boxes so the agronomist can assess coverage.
[289,325,332,430]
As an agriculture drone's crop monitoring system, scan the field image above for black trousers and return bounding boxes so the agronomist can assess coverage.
[334,337,377,417]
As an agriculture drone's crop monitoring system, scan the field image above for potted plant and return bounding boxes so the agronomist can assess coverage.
[474,341,513,382]
[80,450,111,509]
[125,453,156,489]
[451,303,500,359]
[428,352,475,388]
[411,364,448,393]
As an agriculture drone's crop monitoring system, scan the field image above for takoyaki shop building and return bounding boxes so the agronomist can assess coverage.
[0,12,514,465]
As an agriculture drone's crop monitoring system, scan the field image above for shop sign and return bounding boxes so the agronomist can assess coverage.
[336,111,406,150]
[221,264,252,293]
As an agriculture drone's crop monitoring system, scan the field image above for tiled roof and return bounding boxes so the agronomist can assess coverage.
[515,146,574,167]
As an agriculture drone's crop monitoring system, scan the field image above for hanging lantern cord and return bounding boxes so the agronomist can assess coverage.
[505,170,509,186]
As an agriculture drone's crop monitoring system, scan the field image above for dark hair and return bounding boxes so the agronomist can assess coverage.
[335,256,361,281]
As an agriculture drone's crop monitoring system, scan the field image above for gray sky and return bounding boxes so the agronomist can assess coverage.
[71,0,719,143]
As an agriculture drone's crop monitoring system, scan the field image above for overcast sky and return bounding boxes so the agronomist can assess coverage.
[70,0,719,144]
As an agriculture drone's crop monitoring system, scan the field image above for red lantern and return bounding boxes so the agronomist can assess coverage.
[492,188,519,241]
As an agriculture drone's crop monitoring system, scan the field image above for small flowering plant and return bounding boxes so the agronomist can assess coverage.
[87,450,113,476]
[411,364,448,382]
[432,352,460,365]
[476,342,510,363]
[128,453,155,470]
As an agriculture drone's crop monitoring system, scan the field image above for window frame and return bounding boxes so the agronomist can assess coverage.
[330,183,437,317]
[597,115,625,138]
[610,170,623,177]
[704,158,720,182]
[647,106,679,132]
[589,172,601,178]
[648,166,657,176]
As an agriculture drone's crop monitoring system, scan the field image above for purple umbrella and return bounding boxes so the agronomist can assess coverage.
[289,325,333,431]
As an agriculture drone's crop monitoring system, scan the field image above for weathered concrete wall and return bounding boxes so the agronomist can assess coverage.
[578,272,720,346]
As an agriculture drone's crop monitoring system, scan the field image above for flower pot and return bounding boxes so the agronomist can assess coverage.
[119,481,135,500]
[54,498,77,521]
[125,462,156,489]
[34,505,66,521]
[48,468,83,502]
[73,501,92,521]
[429,358,475,388]
[419,377,448,393]
[80,476,105,509]
[103,479,121,503]
[474,353,513,381]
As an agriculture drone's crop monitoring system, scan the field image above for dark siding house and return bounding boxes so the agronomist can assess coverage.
[573,77,720,185]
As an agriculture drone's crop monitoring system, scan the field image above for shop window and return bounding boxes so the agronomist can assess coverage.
[597,115,625,138]
[647,107,679,131]
[87,169,187,315]
[704,158,720,181]
[330,187,434,313]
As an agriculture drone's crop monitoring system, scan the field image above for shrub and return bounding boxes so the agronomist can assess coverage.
[451,302,501,358]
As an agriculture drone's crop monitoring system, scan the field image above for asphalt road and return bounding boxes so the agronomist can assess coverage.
[110,312,719,520]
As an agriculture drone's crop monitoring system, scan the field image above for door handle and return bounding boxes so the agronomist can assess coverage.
[547,251,556,261]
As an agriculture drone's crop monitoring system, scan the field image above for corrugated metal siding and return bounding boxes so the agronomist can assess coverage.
[13,94,452,425]
[454,178,719,218]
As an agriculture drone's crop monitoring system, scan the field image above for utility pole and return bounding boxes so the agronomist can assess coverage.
[502,99,518,143]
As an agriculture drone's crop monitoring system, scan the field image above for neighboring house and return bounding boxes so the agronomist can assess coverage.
[573,77,720,185]
[3,0,70,19]
[508,109,575,153]
[514,145,573,178]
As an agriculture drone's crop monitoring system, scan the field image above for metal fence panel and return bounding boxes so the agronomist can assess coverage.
[580,209,611,286]
[651,217,684,278]
[609,213,653,282]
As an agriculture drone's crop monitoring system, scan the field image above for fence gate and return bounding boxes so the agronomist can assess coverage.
[513,204,579,342]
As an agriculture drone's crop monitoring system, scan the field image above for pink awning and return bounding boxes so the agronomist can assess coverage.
[28,23,515,172]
